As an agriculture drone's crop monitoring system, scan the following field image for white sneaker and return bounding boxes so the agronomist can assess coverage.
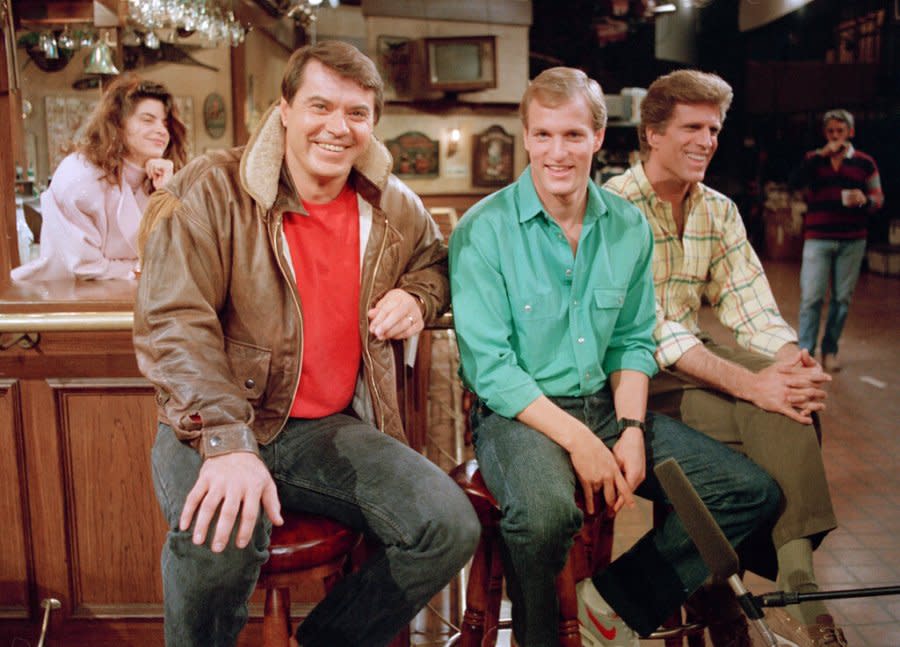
[576,579,640,647]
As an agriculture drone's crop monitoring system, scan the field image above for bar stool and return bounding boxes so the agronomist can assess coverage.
[447,460,706,647]
[446,459,614,647]
[256,512,362,647]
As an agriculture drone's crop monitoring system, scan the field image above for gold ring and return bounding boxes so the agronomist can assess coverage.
[407,315,415,325]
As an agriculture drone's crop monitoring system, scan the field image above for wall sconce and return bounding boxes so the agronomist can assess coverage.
[448,127,461,157]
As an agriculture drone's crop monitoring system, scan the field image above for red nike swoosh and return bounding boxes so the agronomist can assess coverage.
[585,606,617,641]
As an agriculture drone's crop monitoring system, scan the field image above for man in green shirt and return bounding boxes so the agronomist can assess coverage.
[449,66,780,647]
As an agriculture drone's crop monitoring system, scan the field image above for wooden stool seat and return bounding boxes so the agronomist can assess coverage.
[450,459,501,524]
[254,512,362,647]
[262,513,362,574]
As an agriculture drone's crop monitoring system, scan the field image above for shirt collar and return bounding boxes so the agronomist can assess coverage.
[629,161,703,208]
[515,165,608,224]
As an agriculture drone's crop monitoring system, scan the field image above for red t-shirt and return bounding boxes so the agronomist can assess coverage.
[283,185,361,418]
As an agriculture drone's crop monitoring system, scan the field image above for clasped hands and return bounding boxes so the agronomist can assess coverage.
[569,426,644,518]
[753,347,831,424]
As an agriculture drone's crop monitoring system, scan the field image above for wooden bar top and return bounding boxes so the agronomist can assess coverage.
[0,279,136,331]
[0,278,137,313]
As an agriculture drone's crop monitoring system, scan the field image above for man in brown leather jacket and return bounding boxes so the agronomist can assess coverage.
[133,41,478,647]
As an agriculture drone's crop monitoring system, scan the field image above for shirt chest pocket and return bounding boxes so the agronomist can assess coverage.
[224,337,272,401]
[592,288,627,329]
[594,288,626,309]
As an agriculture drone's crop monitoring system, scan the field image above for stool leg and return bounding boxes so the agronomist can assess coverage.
[484,530,505,647]
[262,585,292,647]
[685,606,707,647]
[556,555,582,647]
[458,532,493,647]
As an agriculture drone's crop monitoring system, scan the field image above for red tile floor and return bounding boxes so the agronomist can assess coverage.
[411,260,900,646]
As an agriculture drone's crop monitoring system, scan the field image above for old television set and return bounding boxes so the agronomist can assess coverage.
[424,36,497,93]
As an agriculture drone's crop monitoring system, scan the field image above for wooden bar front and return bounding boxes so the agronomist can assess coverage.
[0,279,436,645]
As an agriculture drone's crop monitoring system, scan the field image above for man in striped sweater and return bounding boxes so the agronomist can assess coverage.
[791,109,884,371]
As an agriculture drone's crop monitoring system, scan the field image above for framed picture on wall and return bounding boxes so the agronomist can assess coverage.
[376,35,412,96]
[386,131,439,178]
[472,125,514,187]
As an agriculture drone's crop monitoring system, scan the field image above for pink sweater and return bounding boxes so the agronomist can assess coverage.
[12,154,150,281]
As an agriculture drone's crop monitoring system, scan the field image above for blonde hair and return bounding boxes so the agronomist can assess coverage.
[519,67,607,131]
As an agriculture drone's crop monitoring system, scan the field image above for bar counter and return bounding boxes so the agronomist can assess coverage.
[0,279,172,645]
[0,279,438,645]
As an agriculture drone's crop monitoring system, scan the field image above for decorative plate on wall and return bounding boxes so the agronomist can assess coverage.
[386,131,439,179]
[203,92,226,139]
[472,125,514,188]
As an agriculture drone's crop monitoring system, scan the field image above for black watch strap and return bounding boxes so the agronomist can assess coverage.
[617,417,646,434]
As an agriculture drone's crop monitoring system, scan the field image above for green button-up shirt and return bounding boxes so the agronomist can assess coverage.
[449,168,658,418]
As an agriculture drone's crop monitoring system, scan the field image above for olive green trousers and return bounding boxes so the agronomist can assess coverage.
[649,338,837,577]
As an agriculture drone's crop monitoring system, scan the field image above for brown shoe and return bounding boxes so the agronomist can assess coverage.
[765,608,849,646]
[822,354,842,372]
[684,582,752,647]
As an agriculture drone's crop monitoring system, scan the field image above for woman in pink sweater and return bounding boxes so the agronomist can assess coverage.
[13,74,188,281]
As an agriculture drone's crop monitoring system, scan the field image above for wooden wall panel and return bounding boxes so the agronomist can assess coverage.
[52,380,165,614]
[0,380,31,618]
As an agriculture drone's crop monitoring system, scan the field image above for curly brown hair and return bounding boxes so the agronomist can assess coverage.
[74,74,188,184]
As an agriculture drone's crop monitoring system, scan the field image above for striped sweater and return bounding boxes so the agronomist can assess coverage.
[793,146,883,240]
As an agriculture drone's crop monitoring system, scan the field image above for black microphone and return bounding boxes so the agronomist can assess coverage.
[653,458,779,647]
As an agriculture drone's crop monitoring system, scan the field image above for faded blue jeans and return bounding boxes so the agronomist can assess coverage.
[798,238,867,357]
[471,388,780,645]
[151,416,479,647]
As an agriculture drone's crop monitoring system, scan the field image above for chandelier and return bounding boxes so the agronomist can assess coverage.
[127,0,248,48]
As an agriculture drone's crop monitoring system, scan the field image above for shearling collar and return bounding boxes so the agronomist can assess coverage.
[239,102,393,210]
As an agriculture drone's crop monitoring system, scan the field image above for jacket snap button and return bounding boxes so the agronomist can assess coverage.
[245,378,255,389]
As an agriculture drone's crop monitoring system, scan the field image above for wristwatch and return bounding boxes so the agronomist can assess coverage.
[617,418,646,434]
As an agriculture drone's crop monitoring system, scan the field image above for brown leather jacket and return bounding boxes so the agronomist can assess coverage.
[133,105,448,458]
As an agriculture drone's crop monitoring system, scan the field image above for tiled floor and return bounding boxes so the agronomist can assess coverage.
[411,259,900,646]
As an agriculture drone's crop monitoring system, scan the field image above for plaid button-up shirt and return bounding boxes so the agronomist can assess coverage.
[604,163,797,368]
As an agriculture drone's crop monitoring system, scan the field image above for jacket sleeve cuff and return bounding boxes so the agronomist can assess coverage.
[200,423,260,459]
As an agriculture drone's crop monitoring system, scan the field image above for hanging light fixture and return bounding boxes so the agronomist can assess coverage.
[84,31,120,75]
[126,0,247,47]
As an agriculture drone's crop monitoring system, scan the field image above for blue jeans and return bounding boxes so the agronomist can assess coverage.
[151,417,479,647]
[471,389,780,645]
[798,238,866,356]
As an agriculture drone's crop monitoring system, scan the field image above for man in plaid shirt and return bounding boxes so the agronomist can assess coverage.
[605,70,845,647]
